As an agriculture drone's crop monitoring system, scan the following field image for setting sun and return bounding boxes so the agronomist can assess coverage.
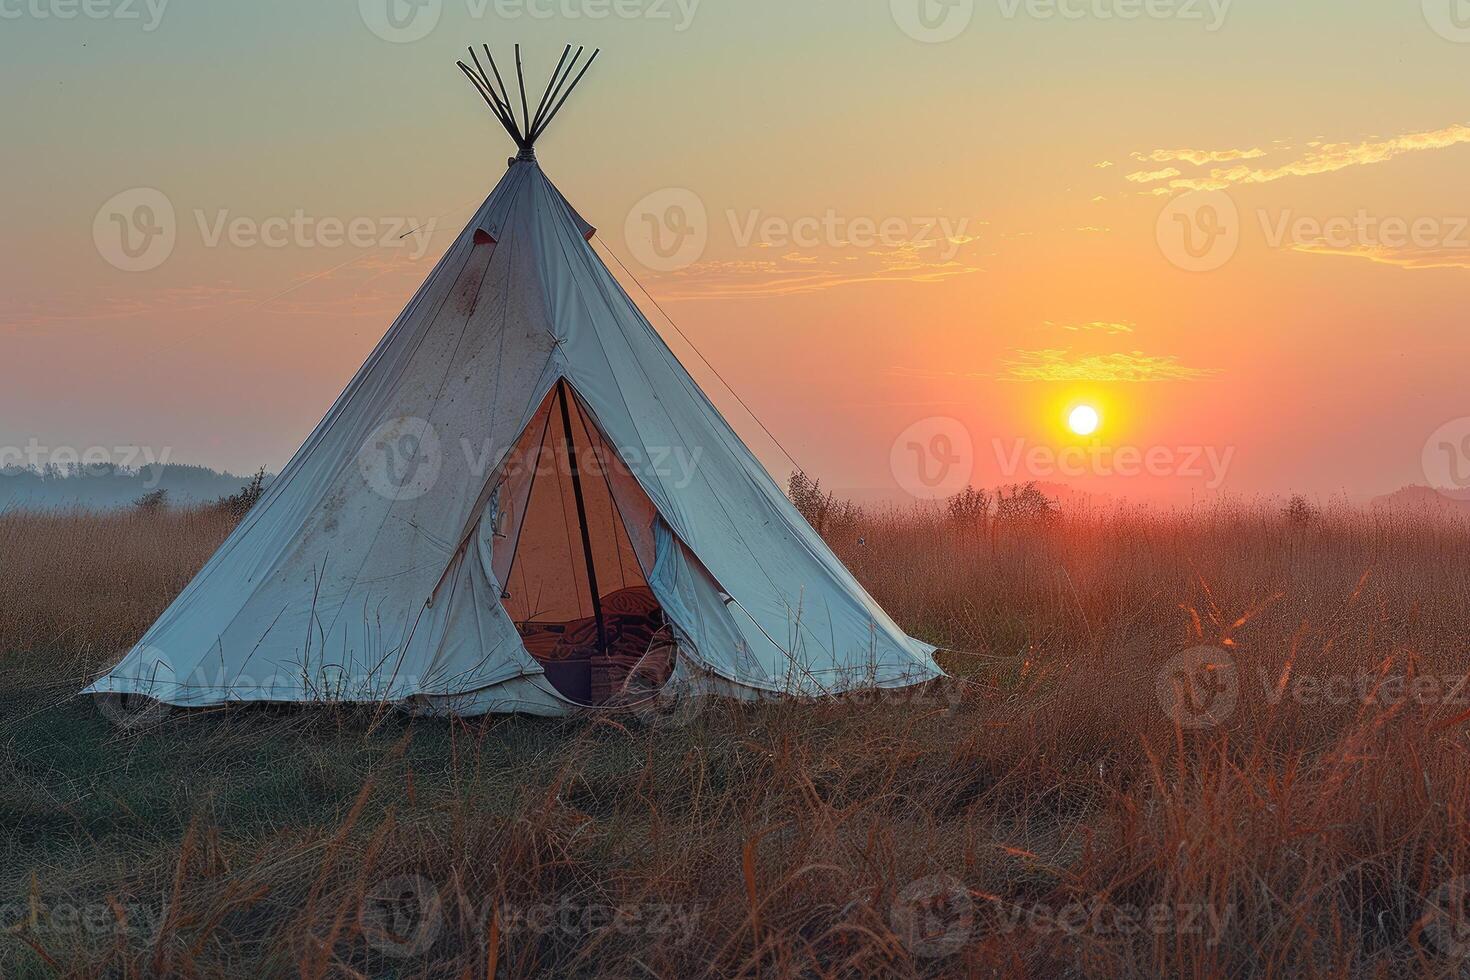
[1068,404,1101,437]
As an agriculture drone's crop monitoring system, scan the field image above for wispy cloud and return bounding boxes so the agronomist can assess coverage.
[1125,167,1182,184]
[636,237,984,299]
[1135,147,1267,166]
[1001,349,1219,382]
[259,251,432,315]
[0,283,253,331]
[887,364,985,381]
[1122,123,1470,192]
[0,250,438,331]
[1289,241,1470,271]
[1045,320,1135,335]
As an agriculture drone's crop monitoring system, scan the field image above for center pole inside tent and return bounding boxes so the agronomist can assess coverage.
[556,379,608,660]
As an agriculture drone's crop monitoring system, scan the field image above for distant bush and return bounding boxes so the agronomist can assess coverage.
[1284,494,1317,528]
[0,462,258,511]
[994,482,1058,528]
[133,488,170,513]
[946,486,991,531]
[787,470,863,539]
[214,467,268,522]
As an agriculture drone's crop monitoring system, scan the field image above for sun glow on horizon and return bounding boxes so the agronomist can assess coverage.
[1068,404,1102,437]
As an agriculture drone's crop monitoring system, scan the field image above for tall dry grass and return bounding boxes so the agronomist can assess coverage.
[0,507,237,675]
[3,500,1470,977]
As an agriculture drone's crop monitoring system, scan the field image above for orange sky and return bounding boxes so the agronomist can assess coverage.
[3,2,1469,504]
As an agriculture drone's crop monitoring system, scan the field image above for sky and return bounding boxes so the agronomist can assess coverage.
[2,0,1469,505]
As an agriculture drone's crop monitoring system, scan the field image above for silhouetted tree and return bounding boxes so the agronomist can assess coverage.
[133,488,170,513]
[946,486,991,532]
[215,467,268,521]
[788,470,863,539]
[1284,494,1316,528]
[994,482,1058,529]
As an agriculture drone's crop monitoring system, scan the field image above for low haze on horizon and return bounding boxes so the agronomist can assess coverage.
[4,1,1470,505]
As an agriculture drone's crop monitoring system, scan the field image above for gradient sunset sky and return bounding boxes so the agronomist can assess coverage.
[4,1,1469,504]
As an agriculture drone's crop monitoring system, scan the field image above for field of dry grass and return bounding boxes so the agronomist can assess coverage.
[4,501,1470,977]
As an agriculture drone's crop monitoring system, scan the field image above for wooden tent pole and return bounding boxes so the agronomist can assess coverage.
[556,379,608,659]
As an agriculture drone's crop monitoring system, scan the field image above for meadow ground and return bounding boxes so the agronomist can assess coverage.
[3,501,1470,977]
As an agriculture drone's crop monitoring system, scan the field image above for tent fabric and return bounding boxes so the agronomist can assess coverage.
[83,159,942,716]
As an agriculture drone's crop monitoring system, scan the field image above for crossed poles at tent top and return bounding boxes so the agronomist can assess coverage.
[457,43,601,152]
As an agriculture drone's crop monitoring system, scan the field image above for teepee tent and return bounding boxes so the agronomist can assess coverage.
[84,46,942,717]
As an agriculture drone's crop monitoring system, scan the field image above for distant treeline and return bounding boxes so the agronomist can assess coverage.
[0,464,272,512]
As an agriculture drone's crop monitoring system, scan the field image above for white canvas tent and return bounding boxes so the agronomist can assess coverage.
[84,46,942,717]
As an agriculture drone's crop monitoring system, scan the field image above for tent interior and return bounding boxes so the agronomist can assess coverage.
[487,381,675,706]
